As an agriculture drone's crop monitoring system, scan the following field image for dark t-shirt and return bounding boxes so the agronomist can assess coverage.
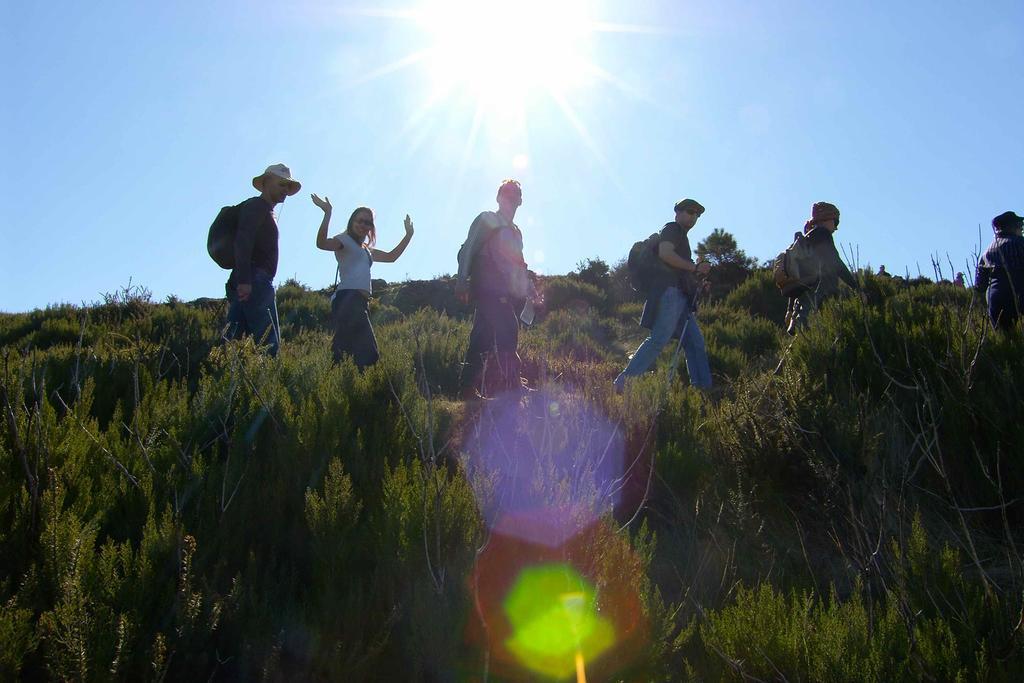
[231,196,279,286]
[647,221,698,297]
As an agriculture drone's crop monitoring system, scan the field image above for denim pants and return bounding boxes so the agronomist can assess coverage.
[225,271,280,357]
[461,291,521,393]
[615,286,712,389]
[331,289,380,369]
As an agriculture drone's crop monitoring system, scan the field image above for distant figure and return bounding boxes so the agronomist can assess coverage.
[785,202,859,335]
[456,180,539,399]
[953,272,965,288]
[975,211,1024,331]
[613,198,712,393]
[877,264,891,278]
[225,164,301,357]
[313,196,414,368]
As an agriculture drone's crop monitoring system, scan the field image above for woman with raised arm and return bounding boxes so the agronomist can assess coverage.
[312,194,414,368]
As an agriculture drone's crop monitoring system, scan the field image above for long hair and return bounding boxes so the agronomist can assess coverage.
[345,206,377,248]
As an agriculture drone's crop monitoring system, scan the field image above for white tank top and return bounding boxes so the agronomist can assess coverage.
[333,232,373,295]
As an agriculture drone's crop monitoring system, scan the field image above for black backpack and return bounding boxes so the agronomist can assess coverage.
[207,204,241,269]
[626,233,665,292]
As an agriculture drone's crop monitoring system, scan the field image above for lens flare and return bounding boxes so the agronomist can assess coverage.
[462,389,627,545]
[503,565,615,679]
[466,511,649,680]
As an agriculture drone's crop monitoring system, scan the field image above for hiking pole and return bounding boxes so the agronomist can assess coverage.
[665,315,692,390]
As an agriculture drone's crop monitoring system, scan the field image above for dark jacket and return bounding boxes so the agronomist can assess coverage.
[975,232,1024,298]
[975,231,1024,328]
[791,227,857,299]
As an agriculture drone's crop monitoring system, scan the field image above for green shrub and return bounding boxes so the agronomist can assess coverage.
[2,268,1022,680]
[529,309,618,363]
[542,276,610,316]
[722,269,788,324]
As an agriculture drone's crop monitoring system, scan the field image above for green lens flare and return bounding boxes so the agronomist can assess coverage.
[503,564,615,679]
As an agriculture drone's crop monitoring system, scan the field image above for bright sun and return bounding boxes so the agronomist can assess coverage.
[415,0,595,104]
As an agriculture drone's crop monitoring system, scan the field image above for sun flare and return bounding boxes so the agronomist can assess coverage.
[416,0,595,104]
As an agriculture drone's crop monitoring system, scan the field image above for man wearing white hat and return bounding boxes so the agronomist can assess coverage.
[225,163,301,357]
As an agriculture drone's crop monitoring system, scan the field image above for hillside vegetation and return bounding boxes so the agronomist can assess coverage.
[2,265,1022,681]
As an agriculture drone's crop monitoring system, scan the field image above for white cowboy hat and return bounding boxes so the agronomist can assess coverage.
[253,163,301,195]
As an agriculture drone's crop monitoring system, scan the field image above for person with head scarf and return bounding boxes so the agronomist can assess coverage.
[975,211,1024,331]
[785,202,859,335]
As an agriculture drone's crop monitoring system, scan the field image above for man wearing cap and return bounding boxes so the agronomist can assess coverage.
[784,201,859,335]
[975,211,1024,331]
[456,179,537,399]
[614,198,713,393]
[225,163,301,357]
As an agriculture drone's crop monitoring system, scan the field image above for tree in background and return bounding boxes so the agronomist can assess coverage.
[696,228,760,300]
[575,257,641,309]
[574,258,611,290]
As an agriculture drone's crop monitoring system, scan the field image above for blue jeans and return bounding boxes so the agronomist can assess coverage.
[615,286,712,389]
[225,271,280,357]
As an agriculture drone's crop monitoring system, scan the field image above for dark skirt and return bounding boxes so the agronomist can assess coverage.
[331,290,379,368]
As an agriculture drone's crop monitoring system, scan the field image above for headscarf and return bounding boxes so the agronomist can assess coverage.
[804,201,840,234]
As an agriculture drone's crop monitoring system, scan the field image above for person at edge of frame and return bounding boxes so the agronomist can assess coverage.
[975,211,1024,331]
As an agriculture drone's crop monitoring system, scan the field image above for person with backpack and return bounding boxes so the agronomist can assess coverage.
[455,179,538,400]
[223,163,301,357]
[312,195,414,368]
[781,202,858,335]
[613,198,712,393]
[975,211,1024,331]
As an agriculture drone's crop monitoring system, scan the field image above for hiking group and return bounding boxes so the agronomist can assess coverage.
[211,163,1022,397]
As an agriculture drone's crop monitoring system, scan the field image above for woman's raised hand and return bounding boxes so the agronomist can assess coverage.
[311,194,332,214]
[404,214,414,237]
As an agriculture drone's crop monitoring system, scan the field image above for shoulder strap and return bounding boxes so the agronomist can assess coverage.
[333,232,351,288]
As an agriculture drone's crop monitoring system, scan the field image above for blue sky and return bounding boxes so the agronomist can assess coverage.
[4,0,1022,312]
